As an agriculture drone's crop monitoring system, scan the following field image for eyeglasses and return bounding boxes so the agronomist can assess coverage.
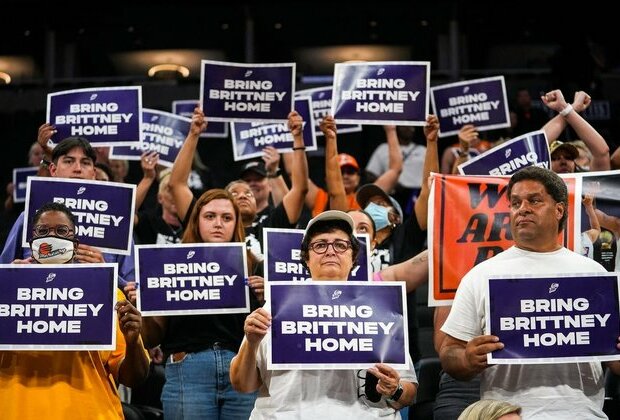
[308,239,351,254]
[32,224,74,238]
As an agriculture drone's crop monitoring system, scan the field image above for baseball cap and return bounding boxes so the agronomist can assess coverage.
[240,160,267,178]
[338,153,359,171]
[549,140,579,160]
[303,210,355,242]
[356,184,403,222]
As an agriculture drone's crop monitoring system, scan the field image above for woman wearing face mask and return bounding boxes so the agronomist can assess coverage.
[141,188,263,420]
[354,115,439,367]
[2,201,149,419]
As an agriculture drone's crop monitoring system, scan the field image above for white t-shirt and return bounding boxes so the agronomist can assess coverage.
[247,303,418,420]
[366,143,426,188]
[442,246,609,420]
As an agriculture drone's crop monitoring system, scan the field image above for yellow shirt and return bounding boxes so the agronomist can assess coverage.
[0,289,129,420]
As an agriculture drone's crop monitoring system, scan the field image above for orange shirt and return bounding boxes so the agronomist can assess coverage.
[312,188,360,217]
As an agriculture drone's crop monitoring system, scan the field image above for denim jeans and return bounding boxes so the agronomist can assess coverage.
[433,371,481,420]
[162,347,257,420]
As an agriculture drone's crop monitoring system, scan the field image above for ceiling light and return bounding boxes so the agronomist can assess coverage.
[147,64,190,78]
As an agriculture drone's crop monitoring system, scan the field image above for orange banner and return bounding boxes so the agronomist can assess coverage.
[429,174,576,305]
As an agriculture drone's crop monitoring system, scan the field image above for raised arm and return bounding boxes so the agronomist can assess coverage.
[36,123,56,177]
[414,115,440,231]
[281,111,309,224]
[169,108,206,221]
[372,125,403,192]
[542,90,610,171]
[582,194,601,243]
[134,151,159,225]
[321,115,348,212]
[450,124,478,174]
[263,146,288,206]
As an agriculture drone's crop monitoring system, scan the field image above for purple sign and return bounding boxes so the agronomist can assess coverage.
[109,108,190,167]
[331,61,429,126]
[23,177,135,255]
[0,263,117,350]
[172,99,229,138]
[231,97,317,161]
[295,86,362,135]
[12,167,38,203]
[46,86,142,147]
[200,60,295,123]
[263,228,371,282]
[458,131,550,176]
[136,243,250,316]
[486,273,620,364]
[266,281,408,369]
[430,76,511,137]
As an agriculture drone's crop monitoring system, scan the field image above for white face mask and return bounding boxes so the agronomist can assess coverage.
[31,236,76,264]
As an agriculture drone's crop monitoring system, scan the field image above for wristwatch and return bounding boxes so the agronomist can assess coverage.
[387,382,404,402]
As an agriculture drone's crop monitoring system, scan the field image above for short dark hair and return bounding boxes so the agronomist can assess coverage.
[31,202,77,238]
[95,162,114,181]
[507,166,568,231]
[51,137,97,164]
[300,219,360,271]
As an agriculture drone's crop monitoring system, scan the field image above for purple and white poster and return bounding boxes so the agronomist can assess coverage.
[231,97,317,161]
[486,273,620,364]
[430,76,511,137]
[172,99,229,138]
[200,60,295,123]
[295,86,362,135]
[458,130,550,176]
[46,86,142,147]
[262,228,371,282]
[331,61,430,126]
[0,263,117,350]
[109,108,190,167]
[12,167,38,203]
[266,281,408,369]
[135,243,250,316]
[23,177,136,255]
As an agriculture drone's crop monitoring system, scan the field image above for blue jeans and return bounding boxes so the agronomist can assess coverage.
[162,347,257,420]
[433,371,480,420]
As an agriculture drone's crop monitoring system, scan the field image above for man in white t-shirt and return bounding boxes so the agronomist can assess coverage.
[440,166,620,419]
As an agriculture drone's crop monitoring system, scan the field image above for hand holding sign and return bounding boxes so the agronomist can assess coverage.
[116,299,143,345]
[244,307,272,345]
[464,334,504,374]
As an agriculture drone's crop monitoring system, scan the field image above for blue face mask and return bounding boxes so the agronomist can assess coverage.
[364,202,391,231]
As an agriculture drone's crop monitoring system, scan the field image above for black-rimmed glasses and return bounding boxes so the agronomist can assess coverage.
[32,224,74,238]
[308,239,351,254]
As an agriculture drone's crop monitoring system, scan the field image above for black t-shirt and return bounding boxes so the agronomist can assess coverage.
[134,206,183,245]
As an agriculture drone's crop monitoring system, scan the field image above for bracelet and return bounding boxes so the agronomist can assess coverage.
[292,146,306,151]
[559,104,574,117]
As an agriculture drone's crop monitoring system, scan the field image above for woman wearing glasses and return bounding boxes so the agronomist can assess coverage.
[230,210,418,419]
[3,201,149,419]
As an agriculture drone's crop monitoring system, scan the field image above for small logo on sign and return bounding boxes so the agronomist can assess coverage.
[77,186,86,195]
[46,273,56,283]
[549,283,559,293]
[244,70,253,78]
[505,149,512,158]
[331,290,342,300]
[90,94,98,101]
[186,250,195,259]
